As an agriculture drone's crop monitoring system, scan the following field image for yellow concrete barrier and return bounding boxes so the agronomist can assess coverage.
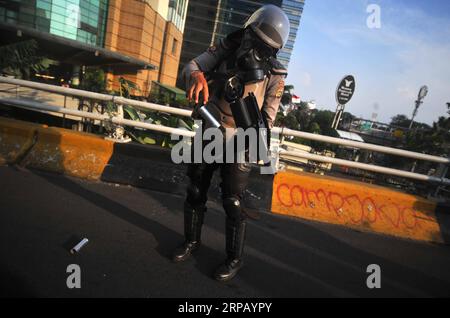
[0,117,43,165]
[23,126,114,180]
[272,169,443,243]
[3,117,445,243]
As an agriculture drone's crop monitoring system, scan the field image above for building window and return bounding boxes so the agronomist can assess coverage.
[172,38,178,55]
[0,0,108,47]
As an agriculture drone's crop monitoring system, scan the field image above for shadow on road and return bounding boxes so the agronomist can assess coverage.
[33,169,450,297]
[0,266,36,298]
[142,170,450,297]
[34,170,184,261]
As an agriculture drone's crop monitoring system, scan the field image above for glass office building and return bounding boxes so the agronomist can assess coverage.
[211,0,281,44]
[0,0,109,47]
[178,0,304,85]
[177,0,218,78]
[168,0,189,33]
[279,0,304,67]
[212,0,305,68]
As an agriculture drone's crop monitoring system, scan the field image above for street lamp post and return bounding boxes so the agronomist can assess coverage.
[409,85,428,129]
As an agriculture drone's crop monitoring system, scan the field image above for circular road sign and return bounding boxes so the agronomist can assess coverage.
[336,75,356,105]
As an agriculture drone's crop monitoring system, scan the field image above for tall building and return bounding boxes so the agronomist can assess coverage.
[0,0,189,95]
[279,0,304,67]
[0,0,110,47]
[175,0,217,82]
[177,0,304,88]
[105,0,189,93]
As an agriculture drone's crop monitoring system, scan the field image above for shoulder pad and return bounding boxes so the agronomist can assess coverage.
[269,57,288,76]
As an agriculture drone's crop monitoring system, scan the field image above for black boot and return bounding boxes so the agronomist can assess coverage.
[172,203,205,263]
[214,218,246,282]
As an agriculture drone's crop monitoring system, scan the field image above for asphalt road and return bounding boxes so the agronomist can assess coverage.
[1,166,450,298]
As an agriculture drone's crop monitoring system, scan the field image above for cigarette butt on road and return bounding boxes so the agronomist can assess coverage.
[70,238,89,254]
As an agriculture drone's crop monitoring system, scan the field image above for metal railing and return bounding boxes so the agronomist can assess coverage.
[0,76,449,187]
[0,76,192,118]
[272,127,449,164]
[0,97,194,138]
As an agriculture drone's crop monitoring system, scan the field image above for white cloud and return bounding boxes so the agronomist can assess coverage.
[289,0,450,124]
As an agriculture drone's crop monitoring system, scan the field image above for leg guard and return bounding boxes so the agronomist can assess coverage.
[222,196,247,260]
[173,163,216,263]
[225,216,246,261]
[183,201,205,244]
[214,196,247,281]
[172,202,205,263]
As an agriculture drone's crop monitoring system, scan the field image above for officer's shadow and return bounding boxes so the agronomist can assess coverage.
[33,168,311,296]
[33,170,183,258]
[148,186,450,297]
[34,170,228,282]
[37,170,450,297]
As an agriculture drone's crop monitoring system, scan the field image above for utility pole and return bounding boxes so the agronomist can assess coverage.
[409,85,428,129]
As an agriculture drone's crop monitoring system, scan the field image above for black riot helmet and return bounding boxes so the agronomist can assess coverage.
[244,4,290,49]
[228,5,290,87]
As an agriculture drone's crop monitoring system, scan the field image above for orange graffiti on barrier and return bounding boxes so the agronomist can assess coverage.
[275,183,435,230]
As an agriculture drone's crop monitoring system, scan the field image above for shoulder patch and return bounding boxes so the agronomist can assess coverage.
[275,80,285,98]
[269,57,288,76]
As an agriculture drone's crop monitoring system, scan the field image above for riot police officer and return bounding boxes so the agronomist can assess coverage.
[172,5,290,282]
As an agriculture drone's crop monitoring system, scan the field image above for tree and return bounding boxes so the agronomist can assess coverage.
[390,114,411,128]
[281,112,301,130]
[293,107,311,131]
[310,110,336,137]
[391,106,449,156]
[390,114,429,130]
[118,76,142,98]
[426,111,450,155]
[280,84,294,108]
[298,101,309,110]
[0,40,48,79]
[79,68,107,93]
[341,111,356,129]
[308,122,321,134]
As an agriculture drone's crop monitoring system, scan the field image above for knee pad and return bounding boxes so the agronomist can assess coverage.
[223,196,244,220]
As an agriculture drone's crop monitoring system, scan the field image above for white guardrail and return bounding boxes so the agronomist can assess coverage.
[0,76,449,186]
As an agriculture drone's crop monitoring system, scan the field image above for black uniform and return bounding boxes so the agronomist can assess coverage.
[173,12,288,282]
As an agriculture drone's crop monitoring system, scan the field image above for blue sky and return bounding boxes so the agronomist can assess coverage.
[286,0,450,125]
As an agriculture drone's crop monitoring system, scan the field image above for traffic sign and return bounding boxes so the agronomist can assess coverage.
[336,75,356,105]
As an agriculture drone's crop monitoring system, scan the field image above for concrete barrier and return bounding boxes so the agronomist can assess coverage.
[22,126,114,180]
[101,142,188,195]
[271,169,449,243]
[1,116,448,243]
[0,117,41,165]
[0,117,114,179]
[100,142,274,212]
